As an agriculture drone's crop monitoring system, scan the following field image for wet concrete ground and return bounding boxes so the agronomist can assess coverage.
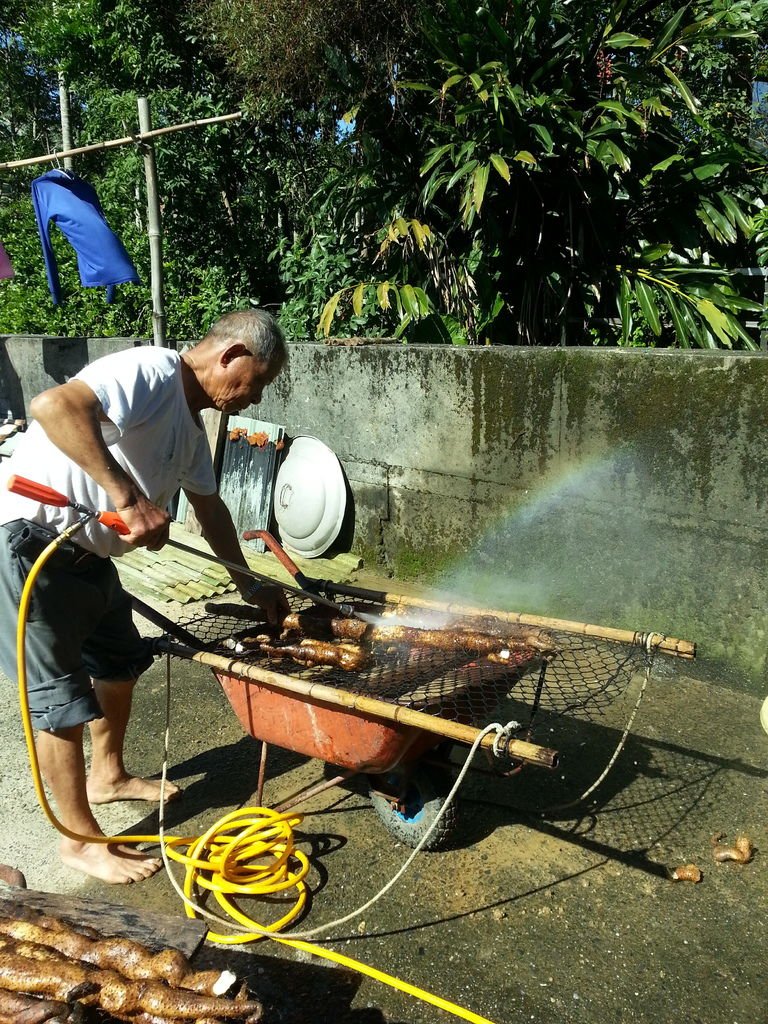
[0,589,765,1024]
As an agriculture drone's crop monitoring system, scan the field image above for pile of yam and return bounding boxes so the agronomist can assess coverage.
[0,911,262,1024]
[215,603,557,674]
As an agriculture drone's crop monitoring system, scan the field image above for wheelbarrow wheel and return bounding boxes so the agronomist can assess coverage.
[367,763,458,851]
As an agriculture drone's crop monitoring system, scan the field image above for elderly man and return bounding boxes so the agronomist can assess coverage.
[0,308,289,884]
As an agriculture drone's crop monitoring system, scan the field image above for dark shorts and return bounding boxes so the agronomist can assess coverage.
[0,519,154,732]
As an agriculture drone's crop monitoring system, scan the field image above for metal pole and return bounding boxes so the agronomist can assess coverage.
[137,97,167,348]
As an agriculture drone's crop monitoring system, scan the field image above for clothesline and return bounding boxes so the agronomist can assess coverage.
[0,111,243,171]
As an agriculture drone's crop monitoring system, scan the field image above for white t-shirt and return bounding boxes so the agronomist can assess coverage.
[0,347,216,558]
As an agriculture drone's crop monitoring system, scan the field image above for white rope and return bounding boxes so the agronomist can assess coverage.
[532,631,664,815]
[492,721,522,759]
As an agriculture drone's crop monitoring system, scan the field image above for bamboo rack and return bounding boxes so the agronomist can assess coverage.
[155,637,560,770]
[0,112,243,171]
[350,590,696,660]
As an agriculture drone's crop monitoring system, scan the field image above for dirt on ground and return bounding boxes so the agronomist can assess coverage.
[0,591,764,1024]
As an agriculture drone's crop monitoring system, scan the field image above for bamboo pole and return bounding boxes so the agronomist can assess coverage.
[137,97,166,348]
[155,638,560,770]
[57,73,74,171]
[0,112,242,171]
[52,0,74,171]
[360,591,696,660]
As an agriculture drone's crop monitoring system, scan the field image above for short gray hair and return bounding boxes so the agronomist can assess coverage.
[202,309,288,368]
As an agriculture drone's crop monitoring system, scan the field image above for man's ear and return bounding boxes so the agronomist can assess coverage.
[220,343,250,367]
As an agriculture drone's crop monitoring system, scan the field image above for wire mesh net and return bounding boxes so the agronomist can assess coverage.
[173,591,652,739]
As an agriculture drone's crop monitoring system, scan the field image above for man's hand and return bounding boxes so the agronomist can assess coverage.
[115,495,171,550]
[243,583,290,626]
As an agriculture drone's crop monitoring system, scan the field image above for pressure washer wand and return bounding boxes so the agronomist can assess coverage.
[5,475,368,621]
[7,475,130,534]
[242,529,380,625]
[164,535,366,619]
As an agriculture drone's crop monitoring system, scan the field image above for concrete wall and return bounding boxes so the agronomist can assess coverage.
[256,345,768,695]
[0,335,138,417]
[2,335,767,695]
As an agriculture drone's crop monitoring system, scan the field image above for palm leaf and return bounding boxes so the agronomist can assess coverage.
[634,279,662,335]
[661,65,699,114]
[472,162,490,214]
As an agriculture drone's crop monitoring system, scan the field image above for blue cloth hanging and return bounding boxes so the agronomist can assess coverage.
[31,169,140,304]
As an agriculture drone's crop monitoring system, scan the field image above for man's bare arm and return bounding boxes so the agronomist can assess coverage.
[29,380,169,548]
[185,490,289,622]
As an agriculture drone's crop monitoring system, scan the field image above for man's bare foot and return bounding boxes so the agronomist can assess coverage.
[86,774,181,805]
[60,840,162,884]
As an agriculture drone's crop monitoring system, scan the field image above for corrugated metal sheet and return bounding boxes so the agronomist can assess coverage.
[118,543,236,604]
[217,417,285,553]
[175,417,285,553]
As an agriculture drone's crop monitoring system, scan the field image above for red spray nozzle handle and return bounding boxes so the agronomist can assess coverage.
[7,474,130,536]
[95,511,130,535]
[243,529,301,576]
[7,474,70,507]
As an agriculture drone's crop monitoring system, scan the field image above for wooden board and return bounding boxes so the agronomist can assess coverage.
[0,887,207,956]
[178,407,228,536]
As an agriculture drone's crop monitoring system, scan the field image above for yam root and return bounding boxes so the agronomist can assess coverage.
[204,603,267,622]
[128,1016,226,1024]
[0,918,107,966]
[97,975,262,1021]
[254,637,370,672]
[0,915,259,1021]
[0,942,260,1022]
[280,612,555,656]
[670,864,702,883]
[281,612,367,641]
[711,833,754,864]
[32,918,100,942]
[369,623,555,655]
[0,951,97,1002]
[0,934,66,962]
[486,648,547,668]
[0,918,231,996]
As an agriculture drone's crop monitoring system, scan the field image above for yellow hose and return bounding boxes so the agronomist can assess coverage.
[16,534,498,1024]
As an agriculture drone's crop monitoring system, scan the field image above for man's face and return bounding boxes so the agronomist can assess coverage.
[215,351,282,414]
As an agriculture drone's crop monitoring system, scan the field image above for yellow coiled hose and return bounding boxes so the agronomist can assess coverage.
[15,526,497,1024]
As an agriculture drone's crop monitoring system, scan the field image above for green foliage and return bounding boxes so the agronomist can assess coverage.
[1,0,765,349]
[309,0,766,347]
[318,218,438,339]
[190,0,427,113]
[751,206,768,332]
[0,0,285,342]
[271,232,388,340]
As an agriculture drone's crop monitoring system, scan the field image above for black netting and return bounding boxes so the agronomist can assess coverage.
[172,593,650,736]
